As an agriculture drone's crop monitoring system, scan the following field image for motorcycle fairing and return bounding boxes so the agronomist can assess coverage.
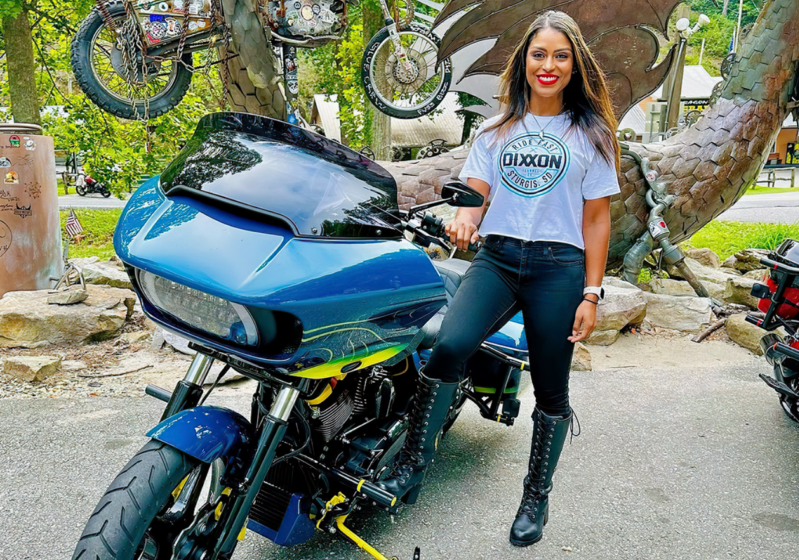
[159,113,402,240]
[147,406,254,477]
[116,179,447,377]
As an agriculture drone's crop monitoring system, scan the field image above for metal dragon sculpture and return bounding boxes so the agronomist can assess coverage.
[384,0,799,282]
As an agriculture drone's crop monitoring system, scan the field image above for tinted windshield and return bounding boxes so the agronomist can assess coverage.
[159,113,401,238]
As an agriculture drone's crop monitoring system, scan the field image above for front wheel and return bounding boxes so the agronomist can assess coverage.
[72,440,204,560]
[362,23,452,119]
[71,1,193,120]
[76,184,87,196]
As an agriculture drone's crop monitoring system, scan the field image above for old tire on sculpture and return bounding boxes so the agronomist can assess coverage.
[220,0,286,121]
[71,1,194,120]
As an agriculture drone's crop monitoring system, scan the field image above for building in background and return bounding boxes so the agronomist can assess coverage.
[311,93,463,160]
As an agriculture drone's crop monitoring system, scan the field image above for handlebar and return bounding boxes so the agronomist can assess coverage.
[761,257,799,276]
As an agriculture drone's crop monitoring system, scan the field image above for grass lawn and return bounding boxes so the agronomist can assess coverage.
[60,208,121,259]
[687,220,799,259]
[745,186,799,195]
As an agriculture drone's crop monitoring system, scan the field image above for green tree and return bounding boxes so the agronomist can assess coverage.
[1,0,42,124]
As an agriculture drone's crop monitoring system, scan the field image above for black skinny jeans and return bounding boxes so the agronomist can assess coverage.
[425,235,585,417]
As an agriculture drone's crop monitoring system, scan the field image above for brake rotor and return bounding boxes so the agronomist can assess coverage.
[384,48,427,90]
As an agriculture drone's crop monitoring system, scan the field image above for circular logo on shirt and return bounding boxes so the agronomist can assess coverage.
[498,132,570,197]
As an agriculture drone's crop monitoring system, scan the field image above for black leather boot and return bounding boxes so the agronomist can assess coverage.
[509,407,572,547]
[378,370,459,504]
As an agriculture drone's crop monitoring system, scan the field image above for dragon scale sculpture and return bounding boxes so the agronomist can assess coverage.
[384,0,799,273]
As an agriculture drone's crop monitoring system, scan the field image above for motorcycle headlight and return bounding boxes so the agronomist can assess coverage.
[137,270,258,346]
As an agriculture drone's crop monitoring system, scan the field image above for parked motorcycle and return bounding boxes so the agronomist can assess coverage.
[76,172,112,198]
[747,239,799,423]
[70,0,450,122]
[72,112,528,560]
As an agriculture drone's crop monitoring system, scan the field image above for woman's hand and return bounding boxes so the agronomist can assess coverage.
[444,215,480,252]
[568,298,598,343]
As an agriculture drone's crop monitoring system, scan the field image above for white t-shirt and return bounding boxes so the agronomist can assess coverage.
[459,113,620,250]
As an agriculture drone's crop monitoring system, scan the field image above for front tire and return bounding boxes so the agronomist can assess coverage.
[72,440,199,560]
[76,184,87,196]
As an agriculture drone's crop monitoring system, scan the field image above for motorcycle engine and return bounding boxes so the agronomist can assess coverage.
[266,0,344,38]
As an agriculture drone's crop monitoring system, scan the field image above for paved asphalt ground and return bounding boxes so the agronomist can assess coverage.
[2,360,798,560]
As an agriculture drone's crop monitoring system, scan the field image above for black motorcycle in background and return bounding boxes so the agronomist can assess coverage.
[748,238,799,422]
[76,172,112,198]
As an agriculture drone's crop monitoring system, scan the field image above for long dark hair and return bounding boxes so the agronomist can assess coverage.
[483,11,620,171]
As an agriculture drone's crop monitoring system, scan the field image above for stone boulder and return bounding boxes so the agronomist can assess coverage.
[649,278,699,297]
[722,277,760,309]
[668,257,740,284]
[732,248,769,273]
[82,260,133,289]
[687,248,721,269]
[725,314,766,355]
[47,287,89,305]
[743,269,768,280]
[0,286,136,347]
[643,293,712,333]
[595,284,647,332]
[571,343,592,371]
[3,355,62,382]
[586,329,620,346]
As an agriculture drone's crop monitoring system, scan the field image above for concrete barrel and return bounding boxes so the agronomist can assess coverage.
[0,124,63,297]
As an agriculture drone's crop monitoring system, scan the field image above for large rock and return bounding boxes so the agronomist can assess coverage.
[47,287,88,305]
[722,277,760,309]
[82,261,133,289]
[687,248,721,269]
[595,284,647,332]
[3,355,62,382]
[0,286,136,347]
[732,248,769,273]
[743,269,768,280]
[725,314,766,355]
[643,293,712,333]
[586,329,620,346]
[668,257,740,284]
[571,342,592,371]
[649,278,699,297]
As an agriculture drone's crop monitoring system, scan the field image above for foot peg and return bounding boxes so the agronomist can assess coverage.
[760,373,799,399]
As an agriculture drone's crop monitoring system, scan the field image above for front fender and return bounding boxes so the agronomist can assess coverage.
[147,406,254,477]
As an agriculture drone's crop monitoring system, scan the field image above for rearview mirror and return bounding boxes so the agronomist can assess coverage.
[442,181,484,208]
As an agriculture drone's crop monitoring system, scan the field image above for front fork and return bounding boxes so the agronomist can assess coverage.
[378,0,413,75]
[165,354,307,559]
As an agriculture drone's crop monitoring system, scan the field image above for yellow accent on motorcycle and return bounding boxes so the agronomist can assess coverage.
[335,514,392,560]
[316,492,348,529]
[215,488,232,521]
[293,345,407,379]
[171,475,189,501]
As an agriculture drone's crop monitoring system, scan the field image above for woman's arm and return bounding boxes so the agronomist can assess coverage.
[568,196,612,342]
[444,178,491,251]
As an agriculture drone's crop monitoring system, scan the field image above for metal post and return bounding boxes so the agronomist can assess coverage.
[666,38,688,132]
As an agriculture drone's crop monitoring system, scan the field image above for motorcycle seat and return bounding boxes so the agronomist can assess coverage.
[418,259,471,349]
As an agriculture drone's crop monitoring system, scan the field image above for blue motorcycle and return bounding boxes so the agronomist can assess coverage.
[72,113,529,560]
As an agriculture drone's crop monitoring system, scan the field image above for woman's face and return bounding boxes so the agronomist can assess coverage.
[525,28,574,105]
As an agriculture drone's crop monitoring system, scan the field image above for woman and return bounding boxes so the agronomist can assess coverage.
[378,10,621,546]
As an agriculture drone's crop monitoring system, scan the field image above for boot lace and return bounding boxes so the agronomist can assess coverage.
[386,380,433,485]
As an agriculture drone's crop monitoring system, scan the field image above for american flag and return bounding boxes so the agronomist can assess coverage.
[65,209,83,237]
